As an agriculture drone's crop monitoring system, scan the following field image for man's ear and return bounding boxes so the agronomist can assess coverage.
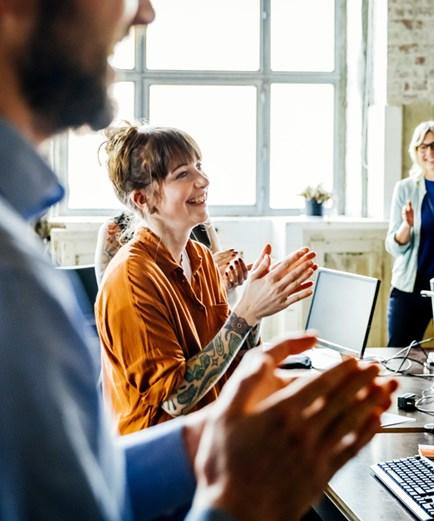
[130,189,147,211]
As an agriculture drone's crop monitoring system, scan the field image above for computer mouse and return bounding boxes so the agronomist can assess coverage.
[279,355,312,370]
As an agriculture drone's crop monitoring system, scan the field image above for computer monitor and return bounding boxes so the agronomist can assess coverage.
[305,268,380,358]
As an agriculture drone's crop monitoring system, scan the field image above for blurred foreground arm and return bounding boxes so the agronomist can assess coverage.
[186,337,397,521]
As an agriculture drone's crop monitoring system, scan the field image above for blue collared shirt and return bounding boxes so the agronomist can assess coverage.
[0,119,200,520]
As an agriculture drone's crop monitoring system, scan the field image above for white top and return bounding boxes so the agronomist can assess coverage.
[181,249,192,283]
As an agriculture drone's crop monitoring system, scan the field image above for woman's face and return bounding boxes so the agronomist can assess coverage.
[416,130,434,178]
[150,156,209,232]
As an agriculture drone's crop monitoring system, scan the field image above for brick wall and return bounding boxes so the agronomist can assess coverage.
[388,0,434,104]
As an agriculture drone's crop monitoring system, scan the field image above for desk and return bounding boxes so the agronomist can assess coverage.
[314,348,434,520]
[317,433,434,520]
[371,347,434,431]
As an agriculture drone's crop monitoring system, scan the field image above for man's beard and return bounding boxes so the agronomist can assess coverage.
[16,2,115,134]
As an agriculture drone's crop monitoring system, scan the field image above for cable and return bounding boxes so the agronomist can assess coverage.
[381,337,434,375]
[415,390,434,415]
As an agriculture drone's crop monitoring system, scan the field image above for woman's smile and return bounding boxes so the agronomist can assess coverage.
[186,193,207,206]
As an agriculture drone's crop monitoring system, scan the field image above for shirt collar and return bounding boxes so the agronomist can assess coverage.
[135,227,203,275]
[0,119,64,221]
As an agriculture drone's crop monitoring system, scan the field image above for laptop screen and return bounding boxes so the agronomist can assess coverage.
[305,268,380,358]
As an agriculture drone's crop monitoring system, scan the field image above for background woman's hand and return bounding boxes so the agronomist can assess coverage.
[235,246,317,326]
[224,256,249,290]
[394,200,414,245]
[212,248,250,291]
[212,248,238,276]
[402,200,414,227]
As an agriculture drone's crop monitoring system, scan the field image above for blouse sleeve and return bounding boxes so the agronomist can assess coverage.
[97,267,187,407]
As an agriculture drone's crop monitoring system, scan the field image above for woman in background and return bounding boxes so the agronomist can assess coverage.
[96,123,316,433]
[386,120,434,347]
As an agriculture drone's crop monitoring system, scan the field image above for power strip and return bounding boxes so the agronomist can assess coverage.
[427,352,434,368]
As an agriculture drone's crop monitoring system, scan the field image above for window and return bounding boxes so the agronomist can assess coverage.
[55,0,345,216]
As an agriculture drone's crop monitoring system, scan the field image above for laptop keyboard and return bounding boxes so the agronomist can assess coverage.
[371,456,434,521]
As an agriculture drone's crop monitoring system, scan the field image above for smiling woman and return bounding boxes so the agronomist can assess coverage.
[386,121,434,347]
[95,123,317,434]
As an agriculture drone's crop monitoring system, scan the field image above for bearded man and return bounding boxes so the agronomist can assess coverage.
[0,2,396,520]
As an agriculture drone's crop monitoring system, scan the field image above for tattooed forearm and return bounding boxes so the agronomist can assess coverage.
[224,313,250,339]
[161,312,252,417]
[244,323,261,350]
[184,354,210,382]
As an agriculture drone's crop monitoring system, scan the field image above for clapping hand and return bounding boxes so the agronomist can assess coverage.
[190,334,398,521]
[235,245,317,326]
[402,200,414,227]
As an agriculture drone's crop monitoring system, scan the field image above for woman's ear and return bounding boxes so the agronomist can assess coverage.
[130,189,147,211]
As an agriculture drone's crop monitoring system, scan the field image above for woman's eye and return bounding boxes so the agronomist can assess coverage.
[176,171,188,179]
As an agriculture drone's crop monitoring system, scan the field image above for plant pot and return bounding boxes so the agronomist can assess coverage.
[305,200,323,216]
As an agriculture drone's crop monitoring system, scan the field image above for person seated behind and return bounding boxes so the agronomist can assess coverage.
[95,123,317,433]
[95,210,244,293]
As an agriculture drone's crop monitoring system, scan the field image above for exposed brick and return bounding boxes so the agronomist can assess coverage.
[387,0,434,103]
[400,19,413,30]
[398,43,418,53]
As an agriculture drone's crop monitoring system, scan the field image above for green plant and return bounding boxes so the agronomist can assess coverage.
[299,184,332,204]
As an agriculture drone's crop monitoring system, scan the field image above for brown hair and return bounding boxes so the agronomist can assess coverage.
[104,123,202,211]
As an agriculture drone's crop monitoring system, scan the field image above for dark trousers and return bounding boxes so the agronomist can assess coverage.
[387,287,433,347]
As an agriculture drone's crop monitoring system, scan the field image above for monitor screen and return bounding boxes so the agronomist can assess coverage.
[305,268,380,358]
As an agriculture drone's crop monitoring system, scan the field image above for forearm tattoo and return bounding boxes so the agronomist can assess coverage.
[162,312,252,416]
[244,323,261,350]
[224,313,250,339]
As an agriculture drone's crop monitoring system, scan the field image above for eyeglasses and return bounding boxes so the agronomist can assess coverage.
[418,141,434,153]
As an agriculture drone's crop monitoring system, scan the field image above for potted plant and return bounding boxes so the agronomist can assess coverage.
[299,184,332,216]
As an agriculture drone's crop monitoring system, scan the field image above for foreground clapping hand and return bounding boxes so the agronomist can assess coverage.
[188,333,397,521]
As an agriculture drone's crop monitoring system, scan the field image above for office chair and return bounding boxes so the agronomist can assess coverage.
[56,264,99,329]
[57,264,101,384]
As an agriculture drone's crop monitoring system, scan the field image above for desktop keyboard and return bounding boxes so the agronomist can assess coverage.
[371,456,434,520]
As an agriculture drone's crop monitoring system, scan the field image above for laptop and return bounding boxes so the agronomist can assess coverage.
[306,268,380,356]
[297,268,380,369]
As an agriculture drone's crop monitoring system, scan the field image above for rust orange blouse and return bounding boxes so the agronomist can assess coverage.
[95,227,230,434]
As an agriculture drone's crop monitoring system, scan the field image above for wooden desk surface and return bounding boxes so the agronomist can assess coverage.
[367,347,434,431]
[285,347,434,430]
[281,347,434,519]
[321,432,434,521]
[316,348,434,520]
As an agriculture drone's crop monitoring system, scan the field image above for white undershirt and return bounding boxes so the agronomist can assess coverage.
[181,249,192,283]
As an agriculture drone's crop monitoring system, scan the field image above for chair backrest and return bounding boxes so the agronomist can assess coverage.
[57,264,102,385]
[57,265,98,327]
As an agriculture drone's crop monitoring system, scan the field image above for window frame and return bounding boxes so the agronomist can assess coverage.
[54,0,346,217]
